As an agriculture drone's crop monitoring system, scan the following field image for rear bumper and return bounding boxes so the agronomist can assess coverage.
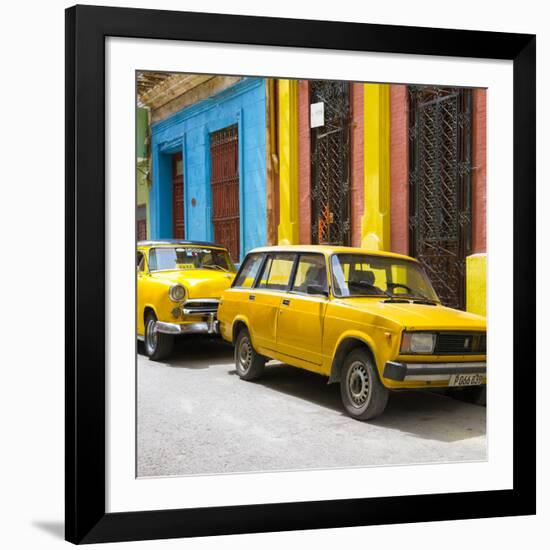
[384,360,486,382]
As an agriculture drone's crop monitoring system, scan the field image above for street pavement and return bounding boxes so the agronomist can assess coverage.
[137,336,486,477]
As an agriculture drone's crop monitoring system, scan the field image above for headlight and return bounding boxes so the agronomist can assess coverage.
[168,284,186,302]
[401,332,436,354]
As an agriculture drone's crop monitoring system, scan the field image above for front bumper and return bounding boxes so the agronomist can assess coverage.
[384,360,486,382]
[155,313,218,336]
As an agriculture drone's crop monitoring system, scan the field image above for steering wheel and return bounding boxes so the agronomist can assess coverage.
[386,282,413,293]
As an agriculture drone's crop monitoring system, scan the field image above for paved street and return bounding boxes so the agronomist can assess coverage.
[137,337,486,478]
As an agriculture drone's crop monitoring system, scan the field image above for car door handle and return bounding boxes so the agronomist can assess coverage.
[282,299,290,306]
[249,295,255,301]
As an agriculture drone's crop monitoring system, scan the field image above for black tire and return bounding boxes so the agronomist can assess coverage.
[144,311,174,361]
[234,327,266,381]
[447,385,486,406]
[340,348,389,420]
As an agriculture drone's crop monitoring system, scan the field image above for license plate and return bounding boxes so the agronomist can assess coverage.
[449,374,483,387]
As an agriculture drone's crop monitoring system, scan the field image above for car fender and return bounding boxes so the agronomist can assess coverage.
[230,314,254,346]
[328,330,380,384]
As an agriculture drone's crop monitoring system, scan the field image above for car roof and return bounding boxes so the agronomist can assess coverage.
[137,239,227,249]
[246,244,417,262]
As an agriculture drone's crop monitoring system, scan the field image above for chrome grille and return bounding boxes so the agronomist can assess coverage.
[434,332,486,355]
[182,299,219,315]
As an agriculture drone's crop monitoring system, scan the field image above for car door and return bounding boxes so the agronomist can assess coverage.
[220,252,265,337]
[248,253,296,353]
[275,253,329,366]
[136,250,147,336]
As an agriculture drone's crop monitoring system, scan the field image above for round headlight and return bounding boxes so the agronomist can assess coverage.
[169,284,186,302]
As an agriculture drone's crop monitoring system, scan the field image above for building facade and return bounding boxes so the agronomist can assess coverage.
[142,76,267,262]
[274,81,486,315]
[138,75,486,315]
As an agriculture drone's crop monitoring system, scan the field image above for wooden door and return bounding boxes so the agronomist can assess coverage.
[210,125,240,261]
[172,152,184,239]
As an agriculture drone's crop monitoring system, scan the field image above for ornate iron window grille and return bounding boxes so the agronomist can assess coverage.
[408,86,473,310]
[310,80,351,246]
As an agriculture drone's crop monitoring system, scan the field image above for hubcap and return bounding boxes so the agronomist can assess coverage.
[145,319,158,354]
[347,361,370,408]
[238,336,252,373]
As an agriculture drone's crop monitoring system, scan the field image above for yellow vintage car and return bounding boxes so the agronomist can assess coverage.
[217,245,486,420]
[137,240,236,360]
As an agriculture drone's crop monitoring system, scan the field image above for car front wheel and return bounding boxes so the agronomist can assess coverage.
[144,311,174,361]
[234,327,266,381]
[340,348,389,420]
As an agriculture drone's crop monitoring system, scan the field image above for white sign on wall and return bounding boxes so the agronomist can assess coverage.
[310,102,324,128]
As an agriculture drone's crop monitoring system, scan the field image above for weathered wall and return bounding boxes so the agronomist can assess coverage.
[297,80,311,244]
[350,83,364,248]
[389,85,409,255]
[467,88,487,315]
[150,76,243,124]
[136,107,150,238]
[472,88,487,254]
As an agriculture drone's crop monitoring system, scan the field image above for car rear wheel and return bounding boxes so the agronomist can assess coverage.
[144,311,174,361]
[340,349,389,420]
[235,327,266,381]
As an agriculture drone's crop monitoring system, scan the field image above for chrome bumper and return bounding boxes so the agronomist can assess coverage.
[155,313,218,336]
[384,360,486,382]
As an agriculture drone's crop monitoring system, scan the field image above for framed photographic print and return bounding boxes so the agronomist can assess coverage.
[65,4,536,544]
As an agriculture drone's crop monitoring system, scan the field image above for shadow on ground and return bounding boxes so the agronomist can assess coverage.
[139,335,485,444]
[32,521,64,540]
[138,335,234,369]
[231,363,486,444]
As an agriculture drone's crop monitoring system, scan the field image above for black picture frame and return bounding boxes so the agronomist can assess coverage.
[65,4,536,544]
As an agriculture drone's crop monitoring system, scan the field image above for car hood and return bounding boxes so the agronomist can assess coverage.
[149,269,235,299]
[335,298,486,331]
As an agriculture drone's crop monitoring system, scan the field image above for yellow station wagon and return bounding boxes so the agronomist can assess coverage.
[137,240,236,360]
[217,245,487,420]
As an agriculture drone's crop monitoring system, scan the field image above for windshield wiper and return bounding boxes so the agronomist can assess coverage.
[385,282,437,304]
[407,290,438,304]
[201,264,229,272]
[349,281,406,302]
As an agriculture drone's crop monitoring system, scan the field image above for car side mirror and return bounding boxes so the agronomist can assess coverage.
[307,284,329,297]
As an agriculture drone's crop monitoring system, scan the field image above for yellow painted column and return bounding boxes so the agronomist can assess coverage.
[277,80,299,245]
[466,253,487,316]
[361,84,391,251]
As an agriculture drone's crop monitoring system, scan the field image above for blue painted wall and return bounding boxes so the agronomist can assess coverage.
[150,78,267,260]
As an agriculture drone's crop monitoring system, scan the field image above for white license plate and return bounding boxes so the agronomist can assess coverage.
[448,374,484,387]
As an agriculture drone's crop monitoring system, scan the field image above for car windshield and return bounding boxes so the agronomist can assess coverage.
[331,253,439,302]
[148,247,235,272]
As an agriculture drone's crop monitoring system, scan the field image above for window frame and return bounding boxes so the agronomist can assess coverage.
[288,252,330,297]
[231,252,265,289]
[253,252,298,293]
[136,250,146,273]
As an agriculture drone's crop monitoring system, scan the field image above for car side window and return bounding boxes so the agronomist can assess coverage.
[137,251,145,272]
[257,254,295,291]
[291,254,328,294]
[233,254,264,288]
[148,249,157,271]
